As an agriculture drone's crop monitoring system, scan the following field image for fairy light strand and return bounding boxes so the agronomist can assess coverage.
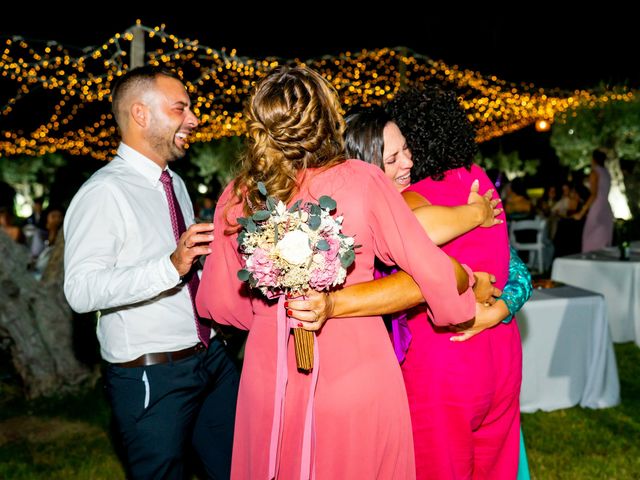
[0,24,635,160]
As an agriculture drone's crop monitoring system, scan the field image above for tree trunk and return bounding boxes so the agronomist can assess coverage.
[623,162,640,222]
[0,231,95,399]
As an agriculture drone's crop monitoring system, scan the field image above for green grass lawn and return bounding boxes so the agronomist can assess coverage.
[1,343,639,479]
[524,342,640,479]
[0,376,124,480]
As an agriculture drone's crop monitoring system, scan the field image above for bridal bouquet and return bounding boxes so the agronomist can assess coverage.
[236,182,357,371]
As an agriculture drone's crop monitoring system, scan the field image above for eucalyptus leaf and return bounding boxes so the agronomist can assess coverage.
[253,210,271,221]
[237,217,248,227]
[257,182,268,196]
[266,197,276,211]
[309,215,321,230]
[309,204,321,216]
[316,239,330,251]
[319,195,336,211]
[237,269,250,281]
[289,199,302,212]
[340,250,355,268]
[247,218,257,233]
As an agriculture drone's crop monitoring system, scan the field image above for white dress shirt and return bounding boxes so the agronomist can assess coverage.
[64,143,211,363]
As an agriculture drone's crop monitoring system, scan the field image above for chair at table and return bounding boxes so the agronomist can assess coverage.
[510,218,547,273]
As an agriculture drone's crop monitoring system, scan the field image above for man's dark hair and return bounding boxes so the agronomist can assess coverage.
[111,66,181,127]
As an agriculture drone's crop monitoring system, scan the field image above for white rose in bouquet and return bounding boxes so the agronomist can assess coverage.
[276,230,313,265]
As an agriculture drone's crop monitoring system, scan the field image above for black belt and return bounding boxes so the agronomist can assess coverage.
[114,342,206,368]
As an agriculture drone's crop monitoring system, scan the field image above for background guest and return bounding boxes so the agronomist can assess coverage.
[574,149,614,252]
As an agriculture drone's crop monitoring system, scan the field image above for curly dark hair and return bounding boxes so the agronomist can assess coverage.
[387,87,477,181]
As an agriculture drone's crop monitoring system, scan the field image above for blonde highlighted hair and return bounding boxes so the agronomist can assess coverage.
[227,65,345,226]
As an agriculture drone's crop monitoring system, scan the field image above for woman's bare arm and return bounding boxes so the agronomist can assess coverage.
[288,269,498,330]
[404,183,502,246]
[287,187,500,329]
[287,271,422,330]
[330,270,423,318]
[449,300,510,342]
[574,170,599,220]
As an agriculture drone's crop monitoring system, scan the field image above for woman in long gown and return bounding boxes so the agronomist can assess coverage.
[574,149,614,252]
[196,66,478,479]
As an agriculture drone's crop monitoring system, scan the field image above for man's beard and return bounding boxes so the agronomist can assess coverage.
[148,129,186,162]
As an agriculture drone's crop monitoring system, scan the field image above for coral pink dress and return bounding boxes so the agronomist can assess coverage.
[197,160,476,480]
[404,164,522,479]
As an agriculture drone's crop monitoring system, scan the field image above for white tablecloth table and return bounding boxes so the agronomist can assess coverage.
[518,286,620,413]
[551,247,640,347]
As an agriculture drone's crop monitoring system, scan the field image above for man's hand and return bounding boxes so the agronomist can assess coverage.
[170,223,214,277]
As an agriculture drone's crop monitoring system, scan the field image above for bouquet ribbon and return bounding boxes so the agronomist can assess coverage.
[268,295,320,479]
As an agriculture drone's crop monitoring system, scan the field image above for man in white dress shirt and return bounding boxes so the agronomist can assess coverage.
[64,66,238,479]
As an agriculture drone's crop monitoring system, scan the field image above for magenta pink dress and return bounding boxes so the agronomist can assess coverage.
[404,164,522,479]
[197,160,476,480]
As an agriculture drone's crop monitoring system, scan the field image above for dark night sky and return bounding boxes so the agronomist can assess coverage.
[1,12,638,90]
[1,11,637,186]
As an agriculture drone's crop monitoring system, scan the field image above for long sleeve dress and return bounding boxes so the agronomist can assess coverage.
[197,160,476,480]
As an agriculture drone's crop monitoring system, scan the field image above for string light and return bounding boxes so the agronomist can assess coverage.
[535,119,551,132]
[0,24,635,160]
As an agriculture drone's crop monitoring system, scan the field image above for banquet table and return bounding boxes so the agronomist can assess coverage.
[518,285,620,413]
[551,246,640,347]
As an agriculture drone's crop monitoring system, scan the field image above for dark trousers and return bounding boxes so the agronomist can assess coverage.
[105,337,239,479]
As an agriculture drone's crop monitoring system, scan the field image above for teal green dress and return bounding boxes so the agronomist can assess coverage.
[501,247,532,480]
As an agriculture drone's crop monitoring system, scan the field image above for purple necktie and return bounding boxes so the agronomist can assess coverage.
[160,170,211,347]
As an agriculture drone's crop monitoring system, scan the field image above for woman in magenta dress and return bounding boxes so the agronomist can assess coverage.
[388,88,522,479]
[574,149,614,252]
[196,66,477,479]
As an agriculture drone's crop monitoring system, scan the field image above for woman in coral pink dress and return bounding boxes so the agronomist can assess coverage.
[196,66,477,479]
